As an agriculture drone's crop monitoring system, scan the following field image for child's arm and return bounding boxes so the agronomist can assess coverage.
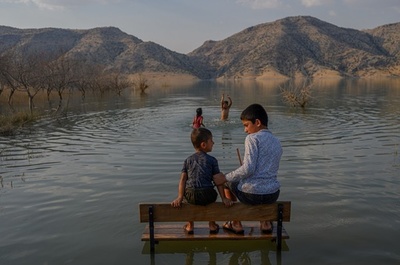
[214,173,232,207]
[171,172,187,207]
[227,95,232,107]
[217,184,233,207]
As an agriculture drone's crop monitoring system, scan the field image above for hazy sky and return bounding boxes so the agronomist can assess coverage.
[1,0,399,53]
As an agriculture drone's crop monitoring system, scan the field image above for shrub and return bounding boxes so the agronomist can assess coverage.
[280,80,312,108]
[0,112,37,135]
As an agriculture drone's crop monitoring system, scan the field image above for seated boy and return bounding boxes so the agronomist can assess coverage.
[171,128,232,234]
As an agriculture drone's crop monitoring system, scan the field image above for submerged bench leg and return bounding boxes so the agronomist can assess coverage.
[277,203,283,251]
[149,205,155,253]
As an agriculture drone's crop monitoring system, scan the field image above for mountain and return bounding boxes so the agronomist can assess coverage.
[1,16,399,80]
[189,16,399,79]
[364,23,400,59]
[0,26,211,79]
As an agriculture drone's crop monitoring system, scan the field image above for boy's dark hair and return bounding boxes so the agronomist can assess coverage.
[196,108,202,116]
[240,103,268,126]
[191,128,212,149]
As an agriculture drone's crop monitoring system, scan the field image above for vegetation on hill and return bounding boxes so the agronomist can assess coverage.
[189,16,400,79]
[1,16,399,80]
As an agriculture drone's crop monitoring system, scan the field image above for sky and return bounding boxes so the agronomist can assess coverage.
[0,0,399,54]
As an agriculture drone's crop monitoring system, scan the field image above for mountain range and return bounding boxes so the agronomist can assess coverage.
[1,16,399,80]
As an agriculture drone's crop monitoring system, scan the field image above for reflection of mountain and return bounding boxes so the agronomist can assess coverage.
[1,16,399,79]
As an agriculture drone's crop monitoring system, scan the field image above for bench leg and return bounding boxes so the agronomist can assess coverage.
[149,205,155,253]
[277,203,283,251]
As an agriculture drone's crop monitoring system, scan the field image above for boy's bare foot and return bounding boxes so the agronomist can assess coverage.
[183,223,194,234]
[209,222,220,234]
[260,221,273,234]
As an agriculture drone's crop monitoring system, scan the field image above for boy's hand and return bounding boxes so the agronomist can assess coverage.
[222,197,233,207]
[171,198,183,208]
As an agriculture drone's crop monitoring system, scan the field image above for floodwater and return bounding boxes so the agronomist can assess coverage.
[0,78,399,265]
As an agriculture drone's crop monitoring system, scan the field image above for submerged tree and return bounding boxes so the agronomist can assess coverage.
[133,73,149,94]
[0,51,47,114]
[0,48,143,119]
[44,53,77,112]
[0,52,19,111]
[280,78,312,109]
[107,72,133,96]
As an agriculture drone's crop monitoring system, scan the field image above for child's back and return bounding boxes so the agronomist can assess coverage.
[192,107,204,128]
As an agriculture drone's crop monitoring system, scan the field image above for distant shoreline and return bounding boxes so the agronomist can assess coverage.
[138,67,400,88]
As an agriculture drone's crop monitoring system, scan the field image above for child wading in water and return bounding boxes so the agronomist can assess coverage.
[171,128,232,234]
[192,107,205,129]
[220,93,232,120]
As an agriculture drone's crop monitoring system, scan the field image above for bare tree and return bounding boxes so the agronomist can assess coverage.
[280,78,313,109]
[73,63,105,98]
[0,52,19,111]
[1,49,133,117]
[14,53,48,114]
[133,73,149,94]
[74,67,133,97]
[106,72,133,96]
[44,54,77,112]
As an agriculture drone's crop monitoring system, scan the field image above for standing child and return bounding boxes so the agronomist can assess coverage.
[192,107,205,128]
[171,128,232,234]
[213,103,282,234]
[220,93,232,120]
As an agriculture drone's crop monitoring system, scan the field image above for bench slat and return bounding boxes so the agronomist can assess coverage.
[139,201,291,222]
[141,222,290,241]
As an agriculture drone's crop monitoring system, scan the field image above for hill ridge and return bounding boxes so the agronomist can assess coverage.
[1,16,399,79]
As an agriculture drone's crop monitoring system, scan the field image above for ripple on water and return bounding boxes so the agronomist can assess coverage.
[0,82,399,265]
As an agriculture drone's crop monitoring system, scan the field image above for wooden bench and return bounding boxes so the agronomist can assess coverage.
[139,201,291,253]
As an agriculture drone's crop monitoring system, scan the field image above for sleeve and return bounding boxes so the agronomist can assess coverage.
[211,157,220,175]
[181,158,188,173]
[226,135,258,182]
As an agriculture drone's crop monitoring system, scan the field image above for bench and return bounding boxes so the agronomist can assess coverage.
[139,201,291,253]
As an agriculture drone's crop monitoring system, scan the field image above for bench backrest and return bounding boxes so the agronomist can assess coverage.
[139,201,291,222]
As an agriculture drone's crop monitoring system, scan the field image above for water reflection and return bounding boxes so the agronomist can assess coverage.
[144,240,288,265]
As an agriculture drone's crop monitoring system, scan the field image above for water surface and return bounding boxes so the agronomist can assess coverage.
[1,79,399,265]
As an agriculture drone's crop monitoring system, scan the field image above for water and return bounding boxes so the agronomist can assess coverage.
[1,79,399,265]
